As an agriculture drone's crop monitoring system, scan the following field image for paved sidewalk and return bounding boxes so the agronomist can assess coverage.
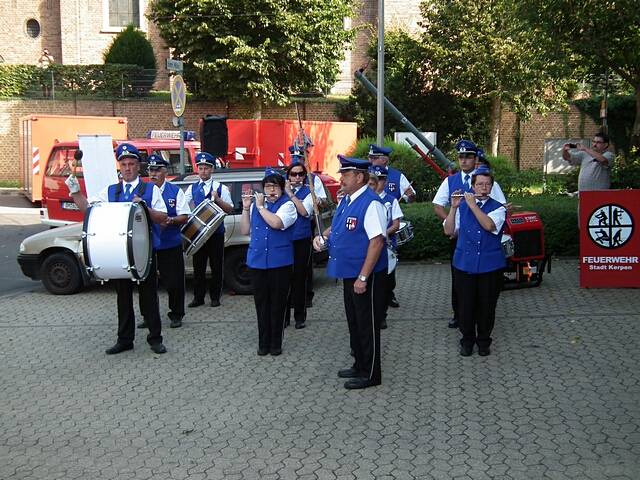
[1,260,639,479]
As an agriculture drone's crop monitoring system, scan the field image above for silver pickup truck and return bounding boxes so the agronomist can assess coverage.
[18,168,335,295]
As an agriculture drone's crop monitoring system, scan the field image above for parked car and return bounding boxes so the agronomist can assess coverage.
[18,168,336,295]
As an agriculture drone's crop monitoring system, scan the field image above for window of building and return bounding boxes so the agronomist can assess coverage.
[26,19,41,38]
[102,0,147,32]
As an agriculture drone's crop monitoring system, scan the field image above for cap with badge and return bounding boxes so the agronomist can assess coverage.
[147,154,169,169]
[288,145,304,166]
[455,139,477,156]
[264,167,284,179]
[195,152,216,166]
[368,164,388,177]
[116,143,140,161]
[368,144,393,157]
[476,147,486,162]
[337,155,370,172]
[472,164,492,178]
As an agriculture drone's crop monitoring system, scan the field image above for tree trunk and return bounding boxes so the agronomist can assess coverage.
[631,85,640,150]
[251,97,262,120]
[488,95,501,157]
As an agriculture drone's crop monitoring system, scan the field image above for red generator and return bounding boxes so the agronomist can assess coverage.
[501,211,551,289]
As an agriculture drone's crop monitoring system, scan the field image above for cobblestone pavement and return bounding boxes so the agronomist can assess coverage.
[1,259,639,479]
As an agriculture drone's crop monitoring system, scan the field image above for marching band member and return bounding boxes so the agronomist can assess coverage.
[183,152,234,308]
[367,144,414,309]
[443,165,506,356]
[145,155,190,329]
[284,159,314,329]
[65,144,168,355]
[368,164,403,329]
[433,139,506,329]
[240,168,297,356]
[314,156,387,390]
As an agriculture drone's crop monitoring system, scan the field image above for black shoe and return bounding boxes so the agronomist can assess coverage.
[460,345,473,357]
[270,348,282,356]
[380,319,388,330]
[188,299,204,308]
[105,343,133,355]
[150,343,167,354]
[338,367,360,378]
[137,321,148,329]
[294,322,305,329]
[478,347,491,356]
[170,318,182,328]
[257,347,269,356]
[448,318,459,328]
[389,294,399,308]
[344,377,380,390]
[210,299,221,307]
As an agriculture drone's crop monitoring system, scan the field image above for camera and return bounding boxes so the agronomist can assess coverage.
[568,143,577,149]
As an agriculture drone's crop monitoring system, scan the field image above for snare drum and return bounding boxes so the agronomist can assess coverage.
[396,221,414,246]
[181,200,226,256]
[82,202,152,281]
[501,233,515,258]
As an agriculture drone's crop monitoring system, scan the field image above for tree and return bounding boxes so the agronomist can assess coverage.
[148,0,355,113]
[104,24,157,70]
[520,0,640,149]
[419,0,575,155]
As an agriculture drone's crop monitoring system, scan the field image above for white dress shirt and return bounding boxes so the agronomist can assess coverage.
[249,198,298,231]
[345,184,387,239]
[184,178,234,207]
[432,171,507,207]
[159,181,191,215]
[91,178,167,213]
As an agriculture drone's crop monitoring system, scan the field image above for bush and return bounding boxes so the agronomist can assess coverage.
[103,24,156,95]
[611,150,640,189]
[348,137,445,201]
[397,195,579,260]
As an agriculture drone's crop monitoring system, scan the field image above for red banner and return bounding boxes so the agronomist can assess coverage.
[580,190,640,288]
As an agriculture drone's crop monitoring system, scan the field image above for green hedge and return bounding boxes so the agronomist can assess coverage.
[0,64,156,98]
[397,195,579,261]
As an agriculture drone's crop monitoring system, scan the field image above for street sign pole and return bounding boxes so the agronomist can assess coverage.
[179,117,185,176]
[169,66,187,176]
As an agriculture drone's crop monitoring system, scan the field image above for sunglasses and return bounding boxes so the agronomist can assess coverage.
[289,171,306,177]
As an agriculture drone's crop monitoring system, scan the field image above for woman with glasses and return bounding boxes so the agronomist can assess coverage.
[443,165,507,357]
[240,168,297,356]
[283,161,315,329]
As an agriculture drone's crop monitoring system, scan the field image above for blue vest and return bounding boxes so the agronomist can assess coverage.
[447,171,474,202]
[327,188,388,279]
[108,180,160,250]
[384,167,403,200]
[246,195,294,269]
[290,185,312,241]
[192,181,225,235]
[453,197,506,274]
[380,192,397,248]
[158,182,182,250]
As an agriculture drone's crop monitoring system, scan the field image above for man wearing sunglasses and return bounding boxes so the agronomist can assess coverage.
[562,132,614,192]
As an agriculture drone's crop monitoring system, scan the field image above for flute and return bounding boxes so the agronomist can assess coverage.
[451,193,483,198]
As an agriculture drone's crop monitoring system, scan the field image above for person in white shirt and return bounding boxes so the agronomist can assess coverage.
[65,143,168,355]
[183,153,234,308]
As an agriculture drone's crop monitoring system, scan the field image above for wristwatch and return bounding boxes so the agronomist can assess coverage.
[358,275,367,282]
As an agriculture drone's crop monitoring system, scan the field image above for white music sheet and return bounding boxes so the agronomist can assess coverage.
[78,135,118,200]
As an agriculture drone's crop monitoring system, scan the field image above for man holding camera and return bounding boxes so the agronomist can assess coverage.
[562,132,614,192]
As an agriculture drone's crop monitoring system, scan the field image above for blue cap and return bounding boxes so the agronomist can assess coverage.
[455,139,477,155]
[147,154,169,168]
[338,155,370,172]
[288,145,305,157]
[476,147,486,162]
[116,143,140,161]
[472,165,492,178]
[369,165,388,177]
[264,167,284,179]
[368,144,393,157]
[195,152,215,166]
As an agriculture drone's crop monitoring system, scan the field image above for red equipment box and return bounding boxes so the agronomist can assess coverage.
[504,211,546,261]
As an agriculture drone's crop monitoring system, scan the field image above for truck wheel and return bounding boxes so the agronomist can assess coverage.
[224,247,252,295]
[40,252,83,295]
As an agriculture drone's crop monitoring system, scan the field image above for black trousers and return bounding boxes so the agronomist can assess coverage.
[286,238,312,324]
[251,266,292,351]
[453,267,503,350]
[157,245,186,321]
[384,269,396,320]
[115,254,162,346]
[343,270,387,383]
[449,239,458,320]
[192,233,224,303]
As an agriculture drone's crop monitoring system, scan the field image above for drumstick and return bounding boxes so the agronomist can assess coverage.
[72,149,83,176]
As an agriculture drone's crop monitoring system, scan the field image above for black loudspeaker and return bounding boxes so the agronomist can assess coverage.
[200,115,228,157]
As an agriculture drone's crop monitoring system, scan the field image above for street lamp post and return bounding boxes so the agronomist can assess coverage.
[376,0,384,147]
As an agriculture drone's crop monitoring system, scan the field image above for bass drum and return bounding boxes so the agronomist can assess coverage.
[82,202,152,281]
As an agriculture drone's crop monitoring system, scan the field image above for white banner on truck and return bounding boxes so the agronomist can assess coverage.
[78,135,118,199]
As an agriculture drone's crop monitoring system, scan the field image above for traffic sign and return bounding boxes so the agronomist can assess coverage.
[170,75,186,117]
[166,58,183,73]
